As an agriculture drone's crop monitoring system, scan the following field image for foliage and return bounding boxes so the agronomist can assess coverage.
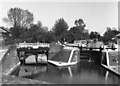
[103,27,120,44]
[22,23,54,43]
[74,18,86,28]
[89,31,101,40]
[3,7,119,44]
[45,31,56,43]
[62,31,75,43]
[52,18,69,41]
[3,7,34,28]
[68,19,89,41]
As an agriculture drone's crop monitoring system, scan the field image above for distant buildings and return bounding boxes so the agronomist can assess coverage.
[0,26,10,42]
[0,29,4,49]
[0,29,4,41]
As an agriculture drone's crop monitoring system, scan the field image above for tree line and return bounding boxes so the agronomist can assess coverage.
[1,7,120,45]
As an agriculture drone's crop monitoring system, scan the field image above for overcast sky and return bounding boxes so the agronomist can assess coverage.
[0,1,118,35]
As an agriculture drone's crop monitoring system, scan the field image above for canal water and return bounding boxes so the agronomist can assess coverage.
[12,60,120,84]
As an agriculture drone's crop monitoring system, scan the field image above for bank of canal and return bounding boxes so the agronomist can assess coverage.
[2,44,120,84]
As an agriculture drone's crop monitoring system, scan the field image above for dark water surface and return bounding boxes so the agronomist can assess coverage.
[13,60,120,84]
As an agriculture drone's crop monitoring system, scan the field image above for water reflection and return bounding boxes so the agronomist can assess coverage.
[13,60,120,84]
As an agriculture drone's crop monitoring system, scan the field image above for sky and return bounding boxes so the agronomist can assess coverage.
[0,0,118,35]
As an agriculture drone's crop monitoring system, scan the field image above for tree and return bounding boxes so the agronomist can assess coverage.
[37,21,42,28]
[103,27,120,44]
[74,18,86,28]
[62,31,75,43]
[52,18,69,41]
[10,27,20,39]
[9,26,27,43]
[2,7,34,43]
[69,26,82,40]
[42,26,48,32]
[89,31,100,40]
[24,22,50,43]
[83,30,89,40]
[25,24,42,42]
[36,21,48,32]
[3,7,34,28]
[45,31,56,43]
[69,18,89,40]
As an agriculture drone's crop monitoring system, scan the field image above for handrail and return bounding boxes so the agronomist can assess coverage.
[2,44,20,75]
[64,43,117,51]
[68,48,75,63]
